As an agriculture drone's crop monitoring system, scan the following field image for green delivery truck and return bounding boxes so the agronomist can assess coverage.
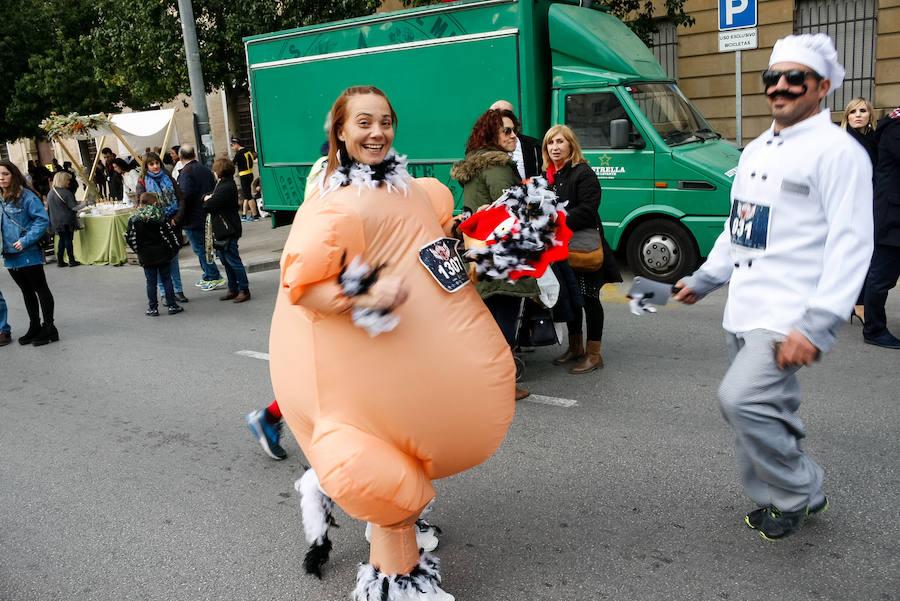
[244,0,740,281]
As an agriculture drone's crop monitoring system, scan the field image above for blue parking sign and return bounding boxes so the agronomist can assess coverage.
[719,0,757,30]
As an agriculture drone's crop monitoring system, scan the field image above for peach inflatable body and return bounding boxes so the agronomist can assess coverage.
[269,161,515,590]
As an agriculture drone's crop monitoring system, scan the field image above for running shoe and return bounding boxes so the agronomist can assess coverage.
[201,278,226,291]
[245,409,287,460]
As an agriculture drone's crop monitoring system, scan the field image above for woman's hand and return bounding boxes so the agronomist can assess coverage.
[351,275,409,312]
[13,240,23,251]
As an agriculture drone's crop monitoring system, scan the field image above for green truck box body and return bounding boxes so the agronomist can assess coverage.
[245,0,740,280]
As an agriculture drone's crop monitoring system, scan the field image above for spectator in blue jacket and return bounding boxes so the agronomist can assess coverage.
[0,160,58,346]
[177,144,225,291]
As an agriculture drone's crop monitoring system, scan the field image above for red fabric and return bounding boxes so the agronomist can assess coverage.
[267,400,282,420]
[545,163,558,186]
[508,211,572,280]
[458,206,516,244]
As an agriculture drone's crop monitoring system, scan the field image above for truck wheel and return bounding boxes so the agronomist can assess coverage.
[626,218,699,283]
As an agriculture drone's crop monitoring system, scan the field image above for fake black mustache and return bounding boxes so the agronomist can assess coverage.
[767,87,806,100]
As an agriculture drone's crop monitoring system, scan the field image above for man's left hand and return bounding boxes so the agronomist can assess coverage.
[776,330,819,369]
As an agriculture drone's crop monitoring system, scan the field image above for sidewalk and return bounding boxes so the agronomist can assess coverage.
[229,217,291,273]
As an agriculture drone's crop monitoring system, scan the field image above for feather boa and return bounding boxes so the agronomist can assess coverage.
[352,552,452,601]
[296,469,336,578]
[461,176,571,281]
[320,150,411,197]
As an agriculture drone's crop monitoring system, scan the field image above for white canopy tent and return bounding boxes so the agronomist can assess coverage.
[46,109,179,201]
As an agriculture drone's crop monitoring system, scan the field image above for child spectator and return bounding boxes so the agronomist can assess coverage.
[125,193,184,317]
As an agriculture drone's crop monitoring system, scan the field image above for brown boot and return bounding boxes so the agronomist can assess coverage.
[232,290,251,303]
[553,333,584,365]
[570,340,603,374]
[515,386,531,401]
[220,290,238,301]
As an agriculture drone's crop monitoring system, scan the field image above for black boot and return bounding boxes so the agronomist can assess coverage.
[18,322,41,345]
[32,323,59,346]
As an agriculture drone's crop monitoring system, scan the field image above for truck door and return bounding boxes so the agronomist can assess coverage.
[560,89,654,249]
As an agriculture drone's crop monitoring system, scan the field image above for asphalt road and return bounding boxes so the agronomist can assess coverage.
[1,261,897,601]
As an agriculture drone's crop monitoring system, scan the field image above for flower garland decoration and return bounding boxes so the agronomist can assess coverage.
[40,112,111,139]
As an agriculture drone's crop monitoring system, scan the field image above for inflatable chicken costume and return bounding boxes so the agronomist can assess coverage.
[269,151,515,601]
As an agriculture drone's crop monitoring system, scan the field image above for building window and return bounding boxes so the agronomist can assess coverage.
[650,21,678,80]
[795,0,877,110]
[0,143,9,162]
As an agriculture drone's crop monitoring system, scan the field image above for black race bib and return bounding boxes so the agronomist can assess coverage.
[418,237,469,293]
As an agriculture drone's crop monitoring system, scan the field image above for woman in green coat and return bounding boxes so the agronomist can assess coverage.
[451,109,538,400]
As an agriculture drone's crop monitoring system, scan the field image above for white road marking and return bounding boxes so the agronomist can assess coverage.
[237,350,576,408]
[521,394,579,408]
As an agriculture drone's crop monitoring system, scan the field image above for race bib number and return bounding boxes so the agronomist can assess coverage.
[729,199,771,251]
[419,237,469,293]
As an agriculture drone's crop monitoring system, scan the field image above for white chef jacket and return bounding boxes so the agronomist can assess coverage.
[683,110,873,352]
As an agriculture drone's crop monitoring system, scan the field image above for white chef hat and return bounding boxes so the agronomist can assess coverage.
[769,34,845,92]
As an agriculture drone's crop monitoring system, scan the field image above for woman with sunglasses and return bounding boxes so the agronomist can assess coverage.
[451,108,538,400]
[840,97,877,324]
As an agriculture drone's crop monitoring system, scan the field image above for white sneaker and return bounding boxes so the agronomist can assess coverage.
[201,278,226,291]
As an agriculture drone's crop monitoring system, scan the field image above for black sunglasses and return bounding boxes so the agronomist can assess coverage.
[761,69,821,88]
[500,126,515,135]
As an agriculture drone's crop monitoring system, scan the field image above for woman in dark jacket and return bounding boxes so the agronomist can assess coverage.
[47,171,83,267]
[840,97,877,323]
[543,125,621,374]
[136,152,188,303]
[450,108,537,400]
[204,158,250,303]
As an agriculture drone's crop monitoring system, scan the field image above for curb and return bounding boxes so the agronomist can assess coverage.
[246,258,281,274]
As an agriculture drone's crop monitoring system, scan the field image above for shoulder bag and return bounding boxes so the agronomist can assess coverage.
[567,227,604,272]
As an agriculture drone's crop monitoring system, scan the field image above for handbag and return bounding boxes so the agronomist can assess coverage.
[567,227,604,272]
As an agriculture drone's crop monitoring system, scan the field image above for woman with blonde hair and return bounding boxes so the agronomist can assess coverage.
[47,170,83,267]
[840,98,877,324]
[543,124,621,374]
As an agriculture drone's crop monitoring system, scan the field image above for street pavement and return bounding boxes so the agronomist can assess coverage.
[1,229,898,601]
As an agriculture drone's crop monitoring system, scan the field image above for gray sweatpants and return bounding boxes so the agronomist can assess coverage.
[720,329,825,513]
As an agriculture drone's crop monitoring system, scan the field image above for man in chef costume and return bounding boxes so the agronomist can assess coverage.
[673,34,873,540]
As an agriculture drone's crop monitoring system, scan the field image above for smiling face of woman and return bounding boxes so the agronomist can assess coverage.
[338,94,395,165]
[498,117,517,152]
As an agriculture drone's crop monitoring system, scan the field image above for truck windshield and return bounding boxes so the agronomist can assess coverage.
[624,83,720,146]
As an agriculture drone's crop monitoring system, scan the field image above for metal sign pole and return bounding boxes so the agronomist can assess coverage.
[736,49,742,147]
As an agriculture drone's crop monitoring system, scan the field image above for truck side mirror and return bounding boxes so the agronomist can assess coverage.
[610,118,645,149]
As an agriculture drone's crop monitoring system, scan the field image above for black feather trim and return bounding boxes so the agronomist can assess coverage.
[303,534,332,579]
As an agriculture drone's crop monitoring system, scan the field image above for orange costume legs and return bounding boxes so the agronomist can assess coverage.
[369,516,419,575]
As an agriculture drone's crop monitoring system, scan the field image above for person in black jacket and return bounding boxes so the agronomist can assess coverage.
[47,171,83,267]
[840,97,877,323]
[176,144,224,291]
[490,99,542,179]
[862,107,900,349]
[124,193,183,316]
[543,124,622,373]
[204,158,250,303]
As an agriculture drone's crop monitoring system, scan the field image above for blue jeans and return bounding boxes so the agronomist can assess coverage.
[157,254,182,294]
[144,263,175,309]
[0,289,9,333]
[184,228,221,281]
[216,238,249,292]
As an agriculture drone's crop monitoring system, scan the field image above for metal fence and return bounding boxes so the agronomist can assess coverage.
[795,0,877,111]
[651,21,678,80]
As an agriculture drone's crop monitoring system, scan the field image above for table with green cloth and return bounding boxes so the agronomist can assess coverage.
[66,212,134,266]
